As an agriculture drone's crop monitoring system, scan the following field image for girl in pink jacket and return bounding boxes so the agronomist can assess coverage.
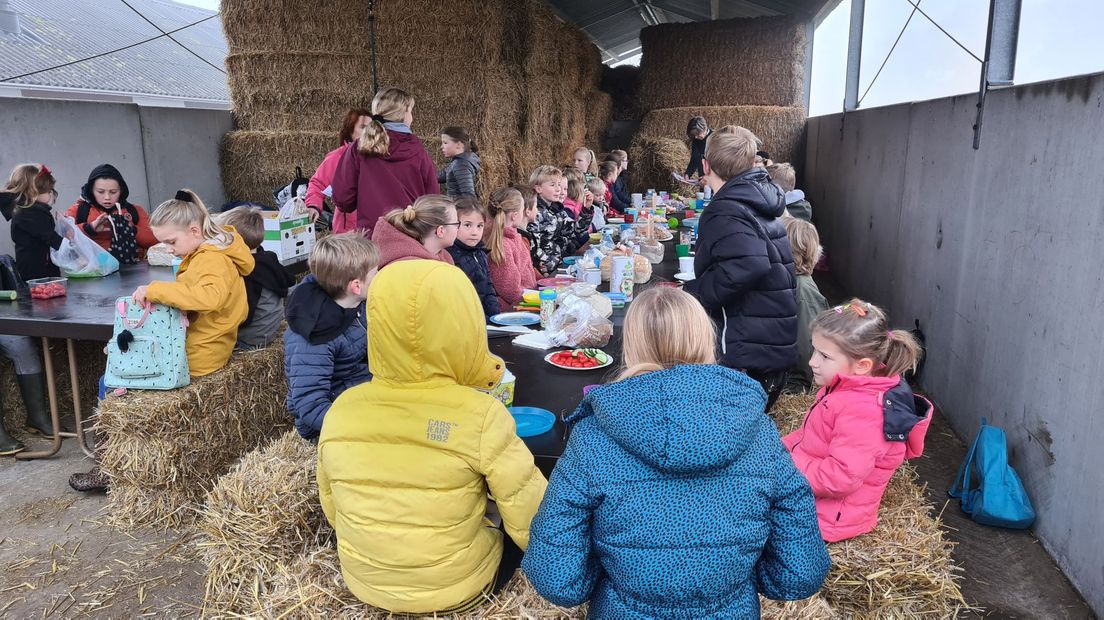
[484,187,536,309]
[783,299,932,542]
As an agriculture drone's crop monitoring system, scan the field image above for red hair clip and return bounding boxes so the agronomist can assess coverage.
[36,164,51,178]
[851,303,867,317]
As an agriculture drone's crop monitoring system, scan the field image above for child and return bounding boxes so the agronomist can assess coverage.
[571,147,597,181]
[604,153,632,214]
[597,161,621,216]
[767,162,813,221]
[527,166,592,276]
[586,178,608,230]
[485,187,537,310]
[685,116,712,179]
[284,233,377,441]
[131,190,255,377]
[783,218,829,393]
[438,126,481,199]
[217,206,295,350]
[524,287,829,617]
[446,197,500,318]
[370,194,457,269]
[561,168,591,219]
[5,163,64,280]
[511,184,540,274]
[682,128,797,412]
[783,300,932,542]
[317,260,547,614]
[66,164,158,263]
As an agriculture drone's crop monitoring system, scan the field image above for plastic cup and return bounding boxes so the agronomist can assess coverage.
[624,213,634,223]
[675,244,690,257]
[679,256,695,274]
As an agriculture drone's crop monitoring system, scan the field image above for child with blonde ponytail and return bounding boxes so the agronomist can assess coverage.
[131,190,255,377]
[525,287,829,618]
[783,299,932,542]
[484,187,536,309]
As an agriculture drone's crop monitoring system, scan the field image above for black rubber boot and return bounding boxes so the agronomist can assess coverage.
[1,389,24,455]
[18,373,55,438]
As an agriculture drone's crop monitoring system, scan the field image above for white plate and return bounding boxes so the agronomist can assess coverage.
[674,272,696,282]
[607,218,625,224]
[544,350,614,371]
[490,312,541,326]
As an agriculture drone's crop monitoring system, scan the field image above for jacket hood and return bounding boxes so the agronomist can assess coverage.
[366,260,503,389]
[568,365,768,474]
[187,225,255,276]
[250,248,294,297]
[827,374,932,457]
[286,275,363,345]
[455,151,482,172]
[384,130,430,164]
[713,168,786,220]
[0,191,14,222]
[80,164,131,207]
[370,217,454,267]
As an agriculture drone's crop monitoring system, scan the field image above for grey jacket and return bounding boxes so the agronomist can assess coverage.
[438,151,481,198]
[791,274,829,390]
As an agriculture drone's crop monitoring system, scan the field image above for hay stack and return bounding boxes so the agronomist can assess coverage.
[0,340,104,438]
[96,340,289,529]
[637,16,806,112]
[628,136,691,193]
[639,105,807,164]
[220,130,335,206]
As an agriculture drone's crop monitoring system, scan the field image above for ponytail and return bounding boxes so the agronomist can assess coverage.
[882,329,922,377]
[359,87,415,158]
[812,298,921,378]
[442,126,477,154]
[484,187,523,264]
[384,194,454,241]
[151,189,231,248]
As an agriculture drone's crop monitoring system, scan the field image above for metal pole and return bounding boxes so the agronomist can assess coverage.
[974,0,1022,149]
[843,0,866,111]
[368,0,379,94]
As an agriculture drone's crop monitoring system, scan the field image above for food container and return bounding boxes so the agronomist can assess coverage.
[611,256,634,301]
[639,240,665,265]
[489,368,516,407]
[27,277,68,300]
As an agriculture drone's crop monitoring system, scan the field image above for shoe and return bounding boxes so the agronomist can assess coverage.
[18,373,55,438]
[69,467,109,493]
[0,424,24,455]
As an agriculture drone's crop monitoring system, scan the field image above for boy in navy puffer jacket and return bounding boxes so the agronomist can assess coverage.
[524,288,829,619]
[284,234,378,440]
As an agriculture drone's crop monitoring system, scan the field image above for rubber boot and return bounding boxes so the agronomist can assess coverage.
[17,373,55,438]
[0,390,25,455]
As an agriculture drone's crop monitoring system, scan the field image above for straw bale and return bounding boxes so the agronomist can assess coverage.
[637,16,806,112]
[0,340,104,438]
[220,130,336,205]
[96,340,290,529]
[220,0,371,54]
[628,136,691,194]
[586,91,613,149]
[639,105,807,164]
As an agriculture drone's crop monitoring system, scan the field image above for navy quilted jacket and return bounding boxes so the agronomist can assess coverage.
[446,239,501,318]
[523,364,829,618]
[284,276,371,439]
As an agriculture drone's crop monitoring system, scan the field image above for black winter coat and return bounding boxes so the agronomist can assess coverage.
[11,202,63,280]
[447,240,501,318]
[683,168,798,373]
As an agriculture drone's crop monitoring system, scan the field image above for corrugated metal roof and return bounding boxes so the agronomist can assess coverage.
[0,0,228,103]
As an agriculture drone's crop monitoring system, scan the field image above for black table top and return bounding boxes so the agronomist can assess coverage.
[0,264,177,341]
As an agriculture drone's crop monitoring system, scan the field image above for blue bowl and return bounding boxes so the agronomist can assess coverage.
[508,406,556,438]
[562,256,577,266]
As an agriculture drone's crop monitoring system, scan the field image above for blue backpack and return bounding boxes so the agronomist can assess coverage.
[104,298,190,390]
[949,418,1035,529]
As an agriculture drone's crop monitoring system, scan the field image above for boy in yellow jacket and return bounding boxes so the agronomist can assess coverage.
[318,260,547,614]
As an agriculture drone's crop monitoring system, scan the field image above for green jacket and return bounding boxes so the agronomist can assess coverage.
[792,274,828,390]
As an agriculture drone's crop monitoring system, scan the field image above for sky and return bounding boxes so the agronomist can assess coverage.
[178,0,1104,117]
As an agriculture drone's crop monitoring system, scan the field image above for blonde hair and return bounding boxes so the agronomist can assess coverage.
[309,232,381,298]
[573,147,597,176]
[216,206,265,249]
[358,87,415,157]
[484,187,524,264]
[512,183,538,220]
[766,162,796,192]
[561,168,585,202]
[784,218,821,276]
[384,194,455,241]
[618,288,716,380]
[529,165,563,188]
[611,149,628,165]
[4,163,55,208]
[704,127,760,180]
[586,178,607,201]
[151,189,231,248]
[812,299,922,378]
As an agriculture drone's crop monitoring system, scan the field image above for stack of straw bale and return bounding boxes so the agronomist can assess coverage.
[220,0,609,205]
[95,341,289,529]
[629,16,808,193]
[0,340,104,439]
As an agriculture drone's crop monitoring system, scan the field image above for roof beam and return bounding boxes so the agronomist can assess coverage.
[843,0,864,110]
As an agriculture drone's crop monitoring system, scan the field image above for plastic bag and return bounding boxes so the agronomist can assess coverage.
[559,283,613,319]
[546,294,613,348]
[51,216,120,278]
[146,243,175,266]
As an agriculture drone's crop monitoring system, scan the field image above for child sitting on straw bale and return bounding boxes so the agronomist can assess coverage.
[527,165,593,276]
[446,197,500,318]
[486,187,538,311]
[217,207,295,350]
[604,152,632,214]
[587,177,610,229]
[571,146,598,181]
[783,218,829,394]
[438,126,481,199]
[598,161,621,216]
[318,260,547,615]
[561,168,592,219]
[524,287,829,618]
[783,300,932,542]
[767,162,813,221]
[370,194,456,269]
[681,128,797,412]
[284,233,378,441]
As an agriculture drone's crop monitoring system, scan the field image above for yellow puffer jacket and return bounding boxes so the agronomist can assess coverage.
[146,227,254,377]
[317,260,547,614]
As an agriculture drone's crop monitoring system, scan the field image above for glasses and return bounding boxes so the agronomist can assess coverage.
[442,222,461,227]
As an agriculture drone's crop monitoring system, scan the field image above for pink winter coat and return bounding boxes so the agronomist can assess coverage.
[369,216,454,269]
[563,197,583,218]
[487,226,537,309]
[306,145,357,234]
[782,374,932,542]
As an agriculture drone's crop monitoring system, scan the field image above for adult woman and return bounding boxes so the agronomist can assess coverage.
[306,108,371,233]
[66,164,157,263]
[331,88,439,236]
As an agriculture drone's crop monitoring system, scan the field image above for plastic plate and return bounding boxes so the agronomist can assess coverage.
[509,407,556,438]
[674,272,696,282]
[545,349,614,371]
[490,312,541,326]
[537,276,576,288]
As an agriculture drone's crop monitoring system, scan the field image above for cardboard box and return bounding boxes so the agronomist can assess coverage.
[261,210,314,265]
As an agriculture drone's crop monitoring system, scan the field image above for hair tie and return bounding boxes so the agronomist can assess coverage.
[36,164,51,178]
[371,114,387,124]
[175,190,192,202]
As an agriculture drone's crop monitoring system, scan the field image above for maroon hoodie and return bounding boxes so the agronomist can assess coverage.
[370,217,455,269]
[331,130,440,234]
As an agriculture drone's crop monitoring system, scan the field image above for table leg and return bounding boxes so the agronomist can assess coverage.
[15,337,63,460]
[59,339,95,458]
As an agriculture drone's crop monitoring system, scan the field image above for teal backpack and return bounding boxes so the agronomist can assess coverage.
[949,418,1036,529]
[104,298,190,390]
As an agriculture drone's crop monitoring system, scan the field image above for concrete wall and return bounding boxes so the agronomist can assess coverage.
[805,72,1104,615]
[0,98,232,255]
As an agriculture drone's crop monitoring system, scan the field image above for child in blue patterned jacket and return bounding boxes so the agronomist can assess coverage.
[523,287,830,618]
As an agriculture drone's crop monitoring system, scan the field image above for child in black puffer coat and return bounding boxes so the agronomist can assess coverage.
[446,197,500,319]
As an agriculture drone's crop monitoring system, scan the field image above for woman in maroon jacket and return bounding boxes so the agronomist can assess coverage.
[331,88,439,235]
